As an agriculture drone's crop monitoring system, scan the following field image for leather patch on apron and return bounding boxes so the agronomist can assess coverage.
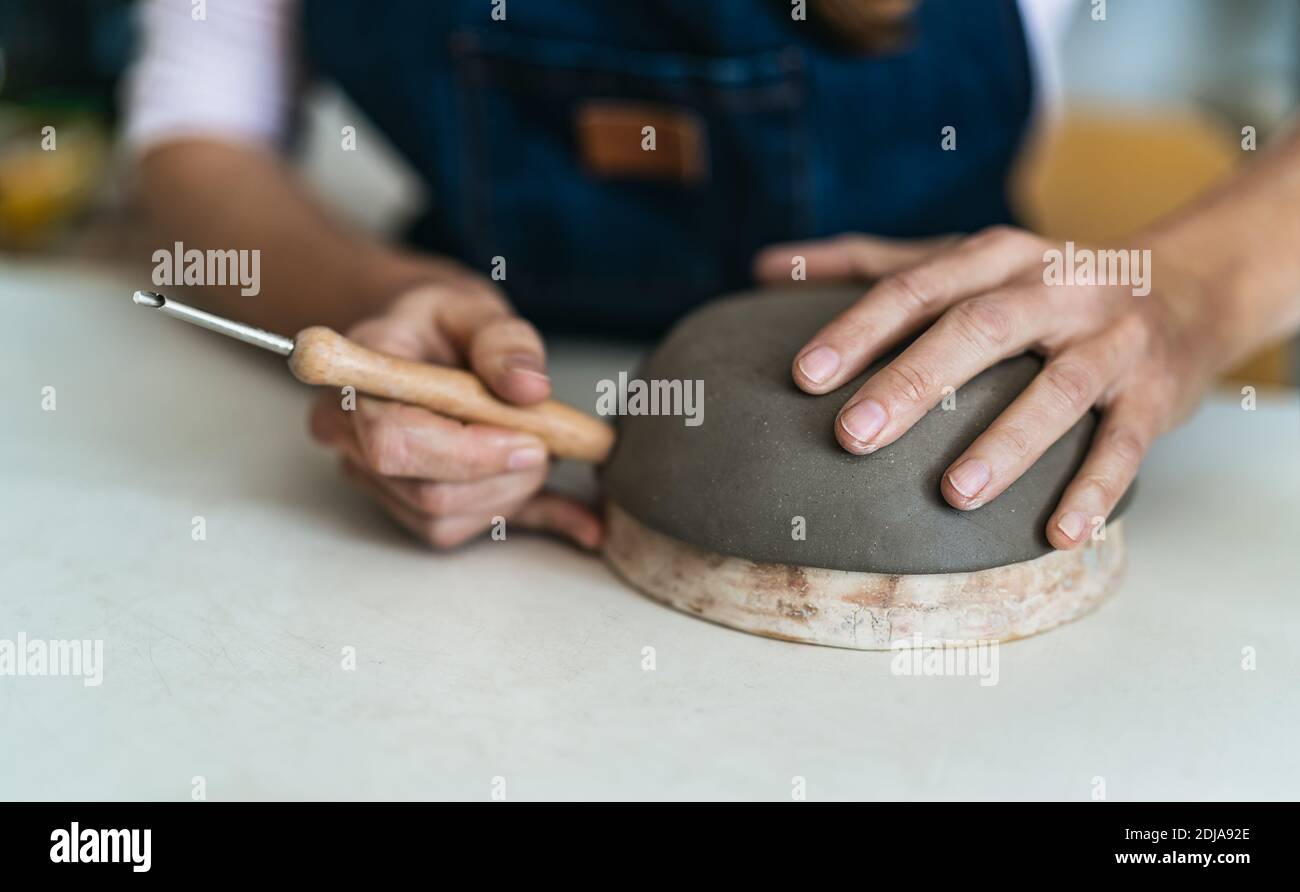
[576,101,708,183]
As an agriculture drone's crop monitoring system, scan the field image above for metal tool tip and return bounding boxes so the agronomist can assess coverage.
[133,290,165,308]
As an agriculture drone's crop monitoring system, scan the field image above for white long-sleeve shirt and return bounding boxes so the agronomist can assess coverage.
[124,0,1075,151]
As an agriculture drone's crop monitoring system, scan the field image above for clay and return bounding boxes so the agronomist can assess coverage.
[600,286,1133,575]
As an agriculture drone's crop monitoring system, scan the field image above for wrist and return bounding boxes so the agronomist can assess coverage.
[1139,226,1253,377]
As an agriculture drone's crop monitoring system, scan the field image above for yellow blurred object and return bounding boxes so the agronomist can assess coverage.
[1013,107,1294,387]
[0,119,108,250]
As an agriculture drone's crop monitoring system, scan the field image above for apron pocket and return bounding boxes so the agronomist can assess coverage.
[450,29,809,334]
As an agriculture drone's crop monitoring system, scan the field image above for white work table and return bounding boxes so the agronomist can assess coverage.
[2,261,1298,801]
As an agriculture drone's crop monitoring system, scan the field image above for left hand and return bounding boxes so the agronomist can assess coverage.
[753,227,1218,550]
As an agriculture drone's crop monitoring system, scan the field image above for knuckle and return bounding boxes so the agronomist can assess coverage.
[820,318,871,350]
[992,422,1034,460]
[886,268,938,315]
[881,359,938,405]
[950,297,1015,349]
[1078,472,1119,508]
[1104,425,1147,467]
[1041,359,1096,412]
[458,436,505,479]
[360,419,409,476]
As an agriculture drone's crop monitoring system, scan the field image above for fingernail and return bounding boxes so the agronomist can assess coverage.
[1056,511,1087,541]
[504,353,549,381]
[507,446,547,470]
[797,346,840,385]
[839,399,886,445]
[947,459,991,499]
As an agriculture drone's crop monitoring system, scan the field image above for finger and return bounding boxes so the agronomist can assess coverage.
[465,315,551,406]
[834,286,1070,454]
[343,457,548,516]
[791,226,1045,393]
[1046,395,1156,550]
[340,458,498,550]
[752,232,958,284]
[352,396,548,480]
[513,492,604,551]
[940,323,1144,510]
[429,293,551,406]
[341,459,601,552]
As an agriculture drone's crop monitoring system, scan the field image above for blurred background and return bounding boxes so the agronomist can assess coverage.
[1,0,1297,383]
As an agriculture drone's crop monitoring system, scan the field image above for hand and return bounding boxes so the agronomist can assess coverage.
[308,280,602,551]
[754,228,1218,549]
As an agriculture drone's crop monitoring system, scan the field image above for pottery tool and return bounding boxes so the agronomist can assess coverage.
[131,290,614,463]
[133,287,1127,649]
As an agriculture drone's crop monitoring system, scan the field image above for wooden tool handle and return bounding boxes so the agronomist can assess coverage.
[288,326,615,464]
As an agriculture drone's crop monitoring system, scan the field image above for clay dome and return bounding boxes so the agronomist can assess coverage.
[600,285,1132,574]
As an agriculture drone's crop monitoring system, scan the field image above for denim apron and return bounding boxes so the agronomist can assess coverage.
[301,1,1034,335]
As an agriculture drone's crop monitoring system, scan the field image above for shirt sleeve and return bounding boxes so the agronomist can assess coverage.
[1018,0,1077,117]
[121,0,298,152]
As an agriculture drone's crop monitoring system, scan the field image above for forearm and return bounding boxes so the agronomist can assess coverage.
[136,138,476,334]
[1142,124,1300,373]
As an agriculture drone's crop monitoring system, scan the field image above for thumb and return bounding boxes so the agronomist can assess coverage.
[440,294,552,406]
[347,284,551,407]
[512,492,604,551]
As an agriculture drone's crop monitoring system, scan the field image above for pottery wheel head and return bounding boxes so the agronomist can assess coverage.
[599,285,1132,575]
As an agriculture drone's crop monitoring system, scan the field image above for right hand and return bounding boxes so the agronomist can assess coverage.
[308,282,602,551]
